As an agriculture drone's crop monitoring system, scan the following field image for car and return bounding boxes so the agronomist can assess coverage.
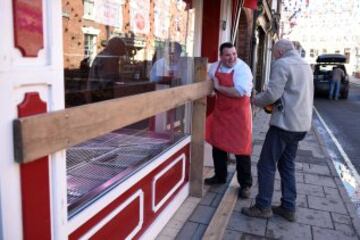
[313,54,350,99]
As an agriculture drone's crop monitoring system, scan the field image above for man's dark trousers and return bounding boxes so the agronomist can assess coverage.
[212,146,252,188]
[255,126,306,211]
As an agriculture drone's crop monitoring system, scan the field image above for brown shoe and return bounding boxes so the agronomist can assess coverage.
[241,205,273,219]
[238,187,251,199]
[272,205,296,222]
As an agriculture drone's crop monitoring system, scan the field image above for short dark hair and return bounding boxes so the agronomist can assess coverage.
[220,42,234,55]
[170,41,182,55]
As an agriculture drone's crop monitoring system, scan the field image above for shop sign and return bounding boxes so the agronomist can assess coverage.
[129,0,150,34]
[94,0,124,28]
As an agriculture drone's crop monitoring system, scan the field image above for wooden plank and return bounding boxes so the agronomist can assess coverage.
[14,80,212,163]
[202,174,238,240]
[190,57,208,197]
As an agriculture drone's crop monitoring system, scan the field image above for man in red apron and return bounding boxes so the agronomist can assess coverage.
[205,42,253,199]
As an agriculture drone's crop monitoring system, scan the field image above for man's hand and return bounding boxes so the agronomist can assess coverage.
[213,77,220,91]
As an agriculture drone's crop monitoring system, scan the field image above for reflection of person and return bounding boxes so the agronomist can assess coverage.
[150,42,184,133]
[88,37,127,90]
[329,66,345,100]
[150,42,182,84]
[205,42,253,199]
[242,40,314,221]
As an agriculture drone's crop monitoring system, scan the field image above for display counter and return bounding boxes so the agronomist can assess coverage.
[67,128,187,217]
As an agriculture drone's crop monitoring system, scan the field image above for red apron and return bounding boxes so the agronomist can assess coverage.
[206,63,252,155]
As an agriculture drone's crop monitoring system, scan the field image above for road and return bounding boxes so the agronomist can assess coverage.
[314,82,360,174]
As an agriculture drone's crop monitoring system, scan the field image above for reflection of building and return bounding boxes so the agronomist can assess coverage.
[281,0,360,73]
[62,0,192,70]
[1,0,281,239]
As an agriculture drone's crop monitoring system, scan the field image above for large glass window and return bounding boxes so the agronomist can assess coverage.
[62,0,195,217]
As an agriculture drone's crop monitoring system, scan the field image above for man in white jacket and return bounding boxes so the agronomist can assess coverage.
[242,39,314,221]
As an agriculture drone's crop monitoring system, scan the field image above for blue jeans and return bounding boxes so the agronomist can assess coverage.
[255,126,306,211]
[329,79,340,100]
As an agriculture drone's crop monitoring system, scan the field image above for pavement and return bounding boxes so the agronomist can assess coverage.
[350,75,360,86]
[157,110,360,240]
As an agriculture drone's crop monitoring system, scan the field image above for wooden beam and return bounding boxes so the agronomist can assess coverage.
[202,174,238,240]
[14,80,212,164]
[190,57,208,197]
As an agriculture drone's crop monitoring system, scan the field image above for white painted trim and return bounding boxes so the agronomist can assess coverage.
[79,190,144,240]
[313,107,360,184]
[152,153,186,212]
[68,136,191,233]
[140,183,189,240]
[81,26,100,35]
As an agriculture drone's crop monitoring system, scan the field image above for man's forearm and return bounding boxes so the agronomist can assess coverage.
[216,85,242,97]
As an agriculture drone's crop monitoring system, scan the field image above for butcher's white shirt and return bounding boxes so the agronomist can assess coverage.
[208,59,253,97]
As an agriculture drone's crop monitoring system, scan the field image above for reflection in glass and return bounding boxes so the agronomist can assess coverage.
[62,0,195,217]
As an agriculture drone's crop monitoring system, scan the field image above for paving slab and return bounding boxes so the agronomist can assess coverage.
[296,182,325,197]
[334,222,357,238]
[331,212,352,224]
[295,207,333,229]
[188,205,216,224]
[323,186,342,199]
[227,211,267,236]
[312,226,359,240]
[304,173,337,188]
[175,222,200,240]
[266,215,312,240]
[303,163,331,176]
[224,231,271,240]
[308,195,348,214]
[272,191,308,208]
[199,191,216,206]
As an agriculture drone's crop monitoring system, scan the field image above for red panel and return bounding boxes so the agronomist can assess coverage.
[69,145,190,240]
[201,0,221,62]
[18,92,51,240]
[13,0,44,57]
[155,160,183,205]
[243,0,258,10]
[91,198,140,240]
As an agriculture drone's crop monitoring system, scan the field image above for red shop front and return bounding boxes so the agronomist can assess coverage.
[0,0,214,239]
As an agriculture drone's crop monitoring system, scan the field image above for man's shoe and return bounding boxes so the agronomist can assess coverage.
[241,205,273,219]
[238,187,251,199]
[272,205,296,222]
[204,176,226,185]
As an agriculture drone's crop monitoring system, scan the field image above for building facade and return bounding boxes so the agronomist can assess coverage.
[281,0,360,74]
[0,0,281,239]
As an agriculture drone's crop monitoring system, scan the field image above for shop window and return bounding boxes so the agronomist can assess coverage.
[84,33,97,65]
[63,0,195,217]
[83,0,95,20]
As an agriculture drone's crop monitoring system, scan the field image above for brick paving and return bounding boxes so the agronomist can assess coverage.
[157,110,360,240]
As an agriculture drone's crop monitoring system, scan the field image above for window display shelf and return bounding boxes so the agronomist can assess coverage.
[66,128,186,216]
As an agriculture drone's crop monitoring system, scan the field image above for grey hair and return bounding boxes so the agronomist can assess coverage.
[274,39,295,52]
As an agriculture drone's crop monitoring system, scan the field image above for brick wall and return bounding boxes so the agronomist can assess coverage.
[235,8,254,66]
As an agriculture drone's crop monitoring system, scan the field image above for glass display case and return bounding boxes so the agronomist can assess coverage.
[67,121,187,216]
[62,0,195,217]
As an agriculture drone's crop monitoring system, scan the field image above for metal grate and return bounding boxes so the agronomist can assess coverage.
[69,163,123,181]
[67,175,102,203]
[67,147,115,170]
[66,129,184,212]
